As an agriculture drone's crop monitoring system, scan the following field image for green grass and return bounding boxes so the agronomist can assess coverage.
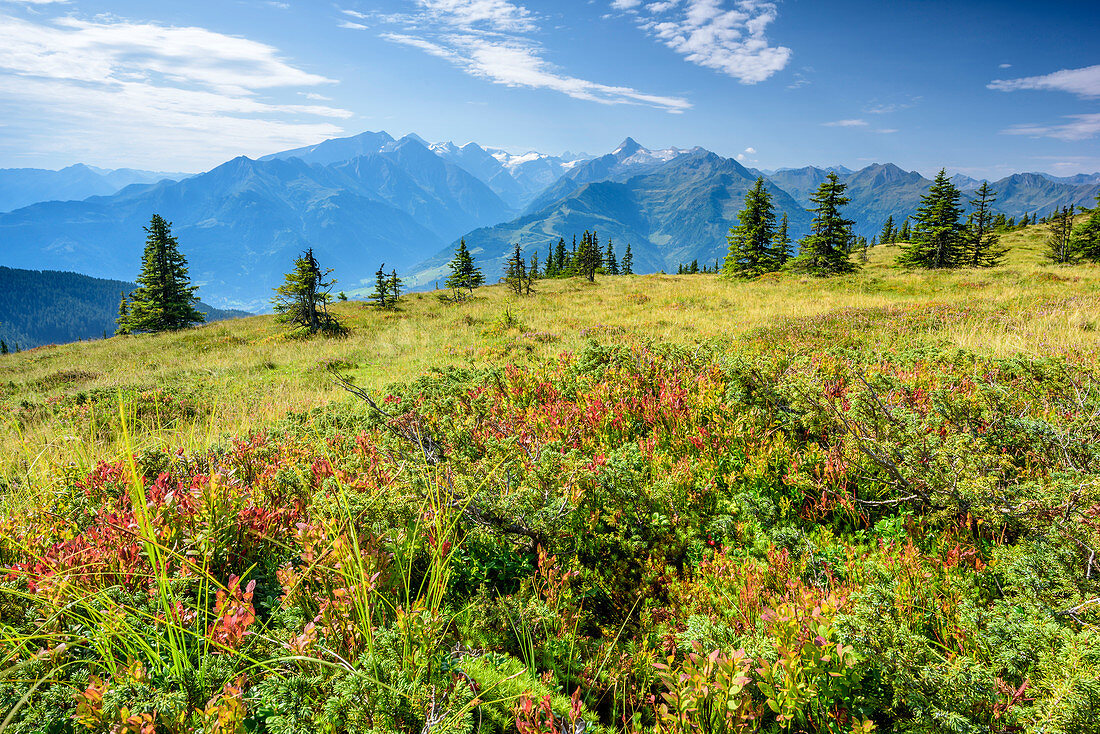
[2,221,1098,502]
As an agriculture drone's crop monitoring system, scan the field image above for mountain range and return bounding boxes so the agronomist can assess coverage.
[0,164,189,214]
[1,131,1097,310]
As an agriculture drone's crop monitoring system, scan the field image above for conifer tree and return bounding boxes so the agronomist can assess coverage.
[575,230,601,281]
[773,213,791,267]
[621,243,634,275]
[557,238,568,274]
[1047,206,1077,264]
[116,292,131,335]
[899,217,911,241]
[966,182,1006,267]
[604,240,619,275]
[0,340,7,355]
[116,214,204,334]
[790,173,858,277]
[369,263,390,308]
[897,170,967,269]
[445,239,484,296]
[724,177,779,278]
[389,269,404,305]
[272,248,347,334]
[1072,195,1100,261]
[505,243,529,294]
[880,215,895,246]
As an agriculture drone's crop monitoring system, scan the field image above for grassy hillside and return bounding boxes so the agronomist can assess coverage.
[1,221,1098,731]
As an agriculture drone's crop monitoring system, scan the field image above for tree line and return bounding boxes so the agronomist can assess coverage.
[80,179,1100,347]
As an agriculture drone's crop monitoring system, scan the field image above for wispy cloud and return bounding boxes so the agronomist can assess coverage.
[0,13,349,168]
[823,119,868,127]
[372,0,690,113]
[989,64,1100,98]
[339,20,368,29]
[1002,113,1100,141]
[610,0,791,84]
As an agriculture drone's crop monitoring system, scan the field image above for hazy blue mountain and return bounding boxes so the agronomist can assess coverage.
[949,173,984,191]
[406,149,812,287]
[0,164,187,213]
[761,166,835,208]
[523,137,690,215]
[260,130,396,166]
[1035,172,1100,187]
[0,266,247,349]
[0,156,450,311]
[430,141,527,208]
[991,173,1100,217]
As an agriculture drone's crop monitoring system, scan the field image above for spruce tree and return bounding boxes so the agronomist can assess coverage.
[444,239,485,295]
[724,177,779,278]
[116,292,131,335]
[529,250,540,281]
[966,182,1006,267]
[552,238,567,276]
[790,173,858,277]
[1047,206,1077,264]
[897,170,967,269]
[773,213,791,267]
[505,243,528,294]
[575,231,601,281]
[0,340,7,355]
[116,214,204,334]
[604,240,619,275]
[899,217,911,242]
[621,243,634,275]
[879,215,895,246]
[272,248,347,334]
[369,263,390,308]
[1073,196,1100,261]
[389,269,404,305]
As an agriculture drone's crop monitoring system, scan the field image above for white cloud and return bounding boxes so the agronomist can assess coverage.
[988,64,1100,98]
[874,128,898,134]
[339,20,368,29]
[0,13,349,168]
[1002,113,1100,142]
[413,0,536,32]
[736,152,746,160]
[998,62,1011,69]
[376,0,690,112]
[744,146,755,154]
[613,0,791,84]
[823,119,868,127]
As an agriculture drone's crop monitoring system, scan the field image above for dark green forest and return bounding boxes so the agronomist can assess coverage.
[0,266,248,349]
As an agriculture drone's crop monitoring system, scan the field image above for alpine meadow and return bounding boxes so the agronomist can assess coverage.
[1,2,1100,733]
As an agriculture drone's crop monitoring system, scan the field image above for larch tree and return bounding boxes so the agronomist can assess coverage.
[724,177,779,278]
[116,214,204,335]
[790,173,859,277]
[897,170,968,269]
[271,248,346,335]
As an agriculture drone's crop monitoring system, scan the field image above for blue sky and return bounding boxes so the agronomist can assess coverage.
[0,0,1097,178]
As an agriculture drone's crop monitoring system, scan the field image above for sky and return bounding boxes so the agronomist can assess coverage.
[0,0,1097,178]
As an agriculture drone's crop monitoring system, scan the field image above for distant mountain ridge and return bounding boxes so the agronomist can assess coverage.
[3,129,1099,308]
[0,164,189,213]
[405,148,813,287]
[0,266,246,349]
